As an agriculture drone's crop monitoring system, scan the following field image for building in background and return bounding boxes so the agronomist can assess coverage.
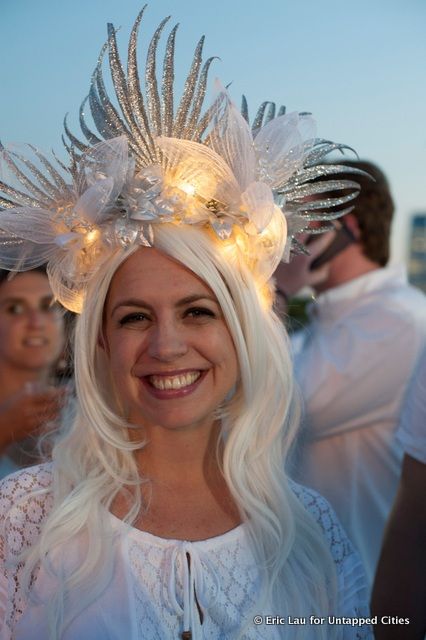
[408,213,426,294]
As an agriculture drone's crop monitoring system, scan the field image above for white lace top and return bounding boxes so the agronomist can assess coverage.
[0,465,372,639]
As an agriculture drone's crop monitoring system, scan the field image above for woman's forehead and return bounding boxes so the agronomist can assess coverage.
[107,247,216,303]
[0,272,51,300]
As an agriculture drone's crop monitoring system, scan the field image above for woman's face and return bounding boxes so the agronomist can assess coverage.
[103,247,238,435]
[0,271,64,374]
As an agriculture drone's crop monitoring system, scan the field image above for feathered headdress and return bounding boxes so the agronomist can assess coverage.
[0,6,364,312]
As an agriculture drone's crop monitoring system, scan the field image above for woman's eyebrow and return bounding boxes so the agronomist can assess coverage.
[0,296,25,306]
[110,294,218,315]
[0,295,54,305]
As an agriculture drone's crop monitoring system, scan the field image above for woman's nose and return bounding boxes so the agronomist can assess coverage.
[147,321,188,361]
[26,308,45,328]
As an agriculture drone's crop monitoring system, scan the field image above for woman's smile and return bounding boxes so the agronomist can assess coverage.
[140,368,205,397]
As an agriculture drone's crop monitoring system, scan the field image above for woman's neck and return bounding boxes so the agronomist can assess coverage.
[0,366,51,401]
[133,420,223,487]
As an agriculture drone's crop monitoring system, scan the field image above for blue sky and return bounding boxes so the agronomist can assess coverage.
[1,0,425,263]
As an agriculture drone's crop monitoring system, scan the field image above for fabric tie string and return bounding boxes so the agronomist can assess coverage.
[166,542,219,640]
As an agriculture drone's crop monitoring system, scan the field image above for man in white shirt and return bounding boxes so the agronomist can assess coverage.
[275,160,426,590]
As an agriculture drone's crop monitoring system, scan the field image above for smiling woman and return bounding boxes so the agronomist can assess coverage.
[0,268,65,478]
[0,7,371,640]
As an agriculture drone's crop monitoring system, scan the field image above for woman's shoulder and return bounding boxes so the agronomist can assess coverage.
[0,463,53,556]
[0,462,53,505]
[290,480,354,566]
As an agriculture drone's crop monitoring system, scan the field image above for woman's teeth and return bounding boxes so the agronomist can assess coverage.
[24,337,46,346]
[149,371,201,390]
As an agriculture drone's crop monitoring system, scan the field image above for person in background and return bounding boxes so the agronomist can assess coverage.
[275,160,426,591]
[372,346,426,639]
[0,268,66,478]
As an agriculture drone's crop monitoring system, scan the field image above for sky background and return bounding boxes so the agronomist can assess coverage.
[1,0,425,264]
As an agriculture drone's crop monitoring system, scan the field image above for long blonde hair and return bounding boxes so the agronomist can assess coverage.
[22,224,336,638]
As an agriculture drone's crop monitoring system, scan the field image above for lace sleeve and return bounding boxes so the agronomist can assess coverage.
[292,482,373,640]
[0,464,53,639]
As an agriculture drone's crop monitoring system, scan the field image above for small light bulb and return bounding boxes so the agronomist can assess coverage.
[85,229,99,244]
[179,182,196,196]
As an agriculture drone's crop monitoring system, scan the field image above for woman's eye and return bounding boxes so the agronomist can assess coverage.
[185,307,216,319]
[119,312,149,326]
[7,303,25,315]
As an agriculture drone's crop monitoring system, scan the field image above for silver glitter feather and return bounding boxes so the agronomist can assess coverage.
[127,8,157,158]
[243,100,368,254]
[0,144,74,213]
[172,36,204,137]
[184,56,217,140]
[68,9,218,172]
[161,24,177,137]
[79,98,102,147]
[146,17,170,140]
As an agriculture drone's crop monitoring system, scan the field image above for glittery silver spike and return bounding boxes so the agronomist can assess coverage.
[304,223,336,233]
[161,24,178,137]
[92,70,146,167]
[193,91,226,141]
[146,16,171,139]
[287,179,360,200]
[92,52,145,165]
[6,149,62,201]
[0,152,51,203]
[71,10,217,168]
[173,36,204,137]
[263,102,276,125]
[79,97,102,146]
[94,62,130,139]
[278,166,369,196]
[107,24,152,163]
[304,141,357,167]
[284,163,370,188]
[0,197,16,209]
[294,191,359,212]
[241,95,249,123]
[291,236,310,255]
[252,102,270,132]
[85,43,126,141]
[52,150,73,176]
[0,180,42,208]
[127,7,157,159]
[89,84,117,140]
[300,204,355,222]
[185,56,217,140]
[28,145,70,193]
[64,114,89,153]
[61,134,77,159]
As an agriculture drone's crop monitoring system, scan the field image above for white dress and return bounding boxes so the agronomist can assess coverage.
[0,464,372,639]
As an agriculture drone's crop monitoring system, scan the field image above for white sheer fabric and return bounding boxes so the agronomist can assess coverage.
[0,464,372,639]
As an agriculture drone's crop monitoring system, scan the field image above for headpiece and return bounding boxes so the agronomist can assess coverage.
[0,6,364,313]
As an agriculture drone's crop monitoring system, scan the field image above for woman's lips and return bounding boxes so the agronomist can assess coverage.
[23,336,48,347]
[140,369,206,399]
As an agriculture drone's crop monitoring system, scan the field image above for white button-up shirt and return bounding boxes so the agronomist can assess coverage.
[291,265,426,589]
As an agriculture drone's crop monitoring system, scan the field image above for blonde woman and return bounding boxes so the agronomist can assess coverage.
[0,8,370,639]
